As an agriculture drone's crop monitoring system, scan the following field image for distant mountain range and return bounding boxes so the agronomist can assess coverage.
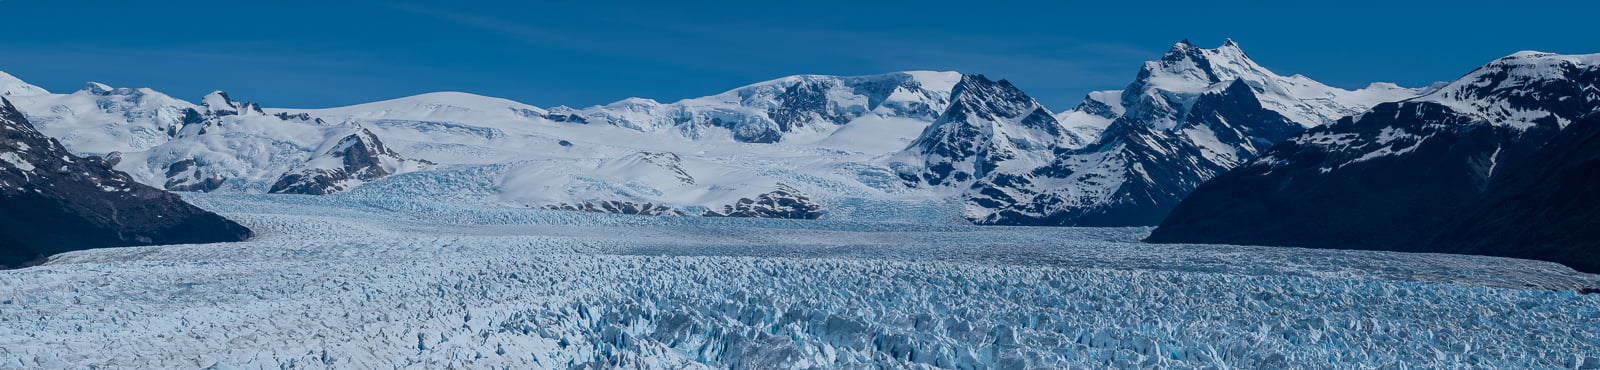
[0,40,1436,227]
[2,39,1597,271]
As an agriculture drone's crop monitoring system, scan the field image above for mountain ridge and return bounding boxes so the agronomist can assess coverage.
[0,42,1431,225]
[1148,50,1600,271]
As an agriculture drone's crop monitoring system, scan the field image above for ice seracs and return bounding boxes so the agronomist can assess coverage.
[2,190,1596,368]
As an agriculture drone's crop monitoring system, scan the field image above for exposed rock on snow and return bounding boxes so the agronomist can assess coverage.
[0,48,1423,223]
[269,128,431,195]
[1150,51,1600,272]
[0,98,251,267]
[980,40,1429,226]
[544,200,687,217]
[703,183,823,219]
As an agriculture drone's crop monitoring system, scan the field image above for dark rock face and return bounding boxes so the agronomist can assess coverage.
[545,201,686,217]
[951,46,1318,226]
[1147,101,1556,249]
[903,74,1064,188]
[269,128,427,195]
[0,98,251,268]
[632,151,695,185]
[987,121,1231,227]
[163,158,226,192]
[543,113,588,124]
[582,72,950,144]
[1149,52,1600,272]
[1181,79,1304,164]
[1425,115,1600,272]
[703,184,823,219]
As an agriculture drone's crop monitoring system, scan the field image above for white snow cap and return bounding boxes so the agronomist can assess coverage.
[81,82,115,94]
[201,90,237,112]
[0,71,52,97]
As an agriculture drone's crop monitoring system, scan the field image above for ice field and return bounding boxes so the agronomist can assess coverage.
[1,192,1598,369]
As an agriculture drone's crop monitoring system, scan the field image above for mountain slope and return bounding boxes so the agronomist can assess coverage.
[0,97,251,267]
[969,40,1425,226]
[574,71,961,146]
[0,44,1428,224]
[271,72,973,219]
[1425,114,1600,272]
[895,74,1074,188]
[2,81,196,155]
[1149,51,1600,270]
[0,73,431,195]
[269,127,432,195]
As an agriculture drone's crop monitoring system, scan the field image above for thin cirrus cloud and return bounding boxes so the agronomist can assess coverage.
[384,2,1150,109]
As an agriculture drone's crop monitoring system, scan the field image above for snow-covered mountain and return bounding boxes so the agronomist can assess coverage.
[0,97,250,267]
[893,74,1079,188]
[959,40,1429,226]
[0,78,195,155]
[268,127,432,195]
[572,71,961,145]
[0,41,1426,224]
[1150,51,1600,271]
[267,72,975,220]
[0,78,434,195]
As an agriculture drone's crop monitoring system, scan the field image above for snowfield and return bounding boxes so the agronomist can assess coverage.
[2,193,1598,369]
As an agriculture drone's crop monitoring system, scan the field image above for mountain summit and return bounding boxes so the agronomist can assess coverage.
[0,41,1432,225]
[1149,51,1600,271]
[964,40,1428,226]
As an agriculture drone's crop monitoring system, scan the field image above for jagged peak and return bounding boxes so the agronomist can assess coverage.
[201,90,268,116]
[951,74,1010,97]
[1163,40,1201,58]
[202,90,237,111]
[611,70,963,109]
[84,82,113,93]
[942,74,1043,114]
[81,82,114,94]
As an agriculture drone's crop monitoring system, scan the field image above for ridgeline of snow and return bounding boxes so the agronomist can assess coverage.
[0,46,1432,225]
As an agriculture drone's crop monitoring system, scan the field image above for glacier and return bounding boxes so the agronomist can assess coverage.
[0,191,1596,369]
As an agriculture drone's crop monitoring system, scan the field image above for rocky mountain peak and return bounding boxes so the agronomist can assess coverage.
[201,90,264,116]
[268,127,429,195]
[81,82,115,95]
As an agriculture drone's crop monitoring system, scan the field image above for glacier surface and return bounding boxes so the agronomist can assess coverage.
[0,193,1597,369]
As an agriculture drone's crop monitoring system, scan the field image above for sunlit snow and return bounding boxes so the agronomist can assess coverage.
[1,190,1596,369]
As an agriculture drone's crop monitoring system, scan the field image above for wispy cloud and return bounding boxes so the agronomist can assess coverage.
[387,3,596,49]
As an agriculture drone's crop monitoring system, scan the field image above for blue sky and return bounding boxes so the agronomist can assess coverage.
[1,0,1596,110]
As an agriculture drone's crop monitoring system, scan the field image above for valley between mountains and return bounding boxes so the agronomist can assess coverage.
[1,39,1598,369]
